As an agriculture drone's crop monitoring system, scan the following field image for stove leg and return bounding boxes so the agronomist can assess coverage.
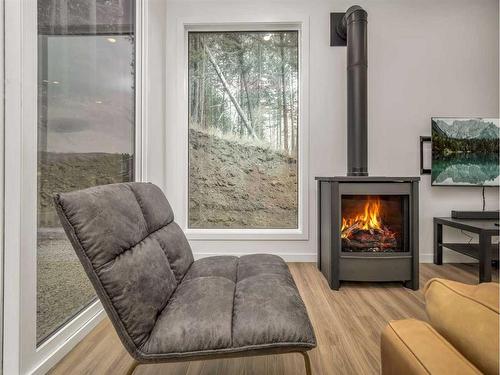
[331,277,340,290]
[404,279,418,291]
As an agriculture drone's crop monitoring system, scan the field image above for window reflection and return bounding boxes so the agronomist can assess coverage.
[36,1,135,344]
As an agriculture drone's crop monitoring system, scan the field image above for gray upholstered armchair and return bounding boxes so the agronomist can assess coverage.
[54,182,316,374]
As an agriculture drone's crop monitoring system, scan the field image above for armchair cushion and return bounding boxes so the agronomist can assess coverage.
[142,254,316,359]
[381,319,481,375]
[424,278,499,375]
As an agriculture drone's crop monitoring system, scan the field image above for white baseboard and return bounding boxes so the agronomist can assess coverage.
[195,252,478,264]
[420,252,477,264]
[419,253,433,263]
[31,306,106,375]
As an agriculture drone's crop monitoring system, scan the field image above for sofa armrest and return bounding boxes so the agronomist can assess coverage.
[381,319,481,375]
[424,278,499,375]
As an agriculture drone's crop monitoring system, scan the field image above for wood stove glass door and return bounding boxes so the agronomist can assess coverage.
[341,195,409,253]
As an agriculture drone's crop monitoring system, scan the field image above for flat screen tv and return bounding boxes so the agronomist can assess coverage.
[431,117,499,186]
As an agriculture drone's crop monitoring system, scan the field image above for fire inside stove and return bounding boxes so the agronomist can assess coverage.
[341,195,406,253]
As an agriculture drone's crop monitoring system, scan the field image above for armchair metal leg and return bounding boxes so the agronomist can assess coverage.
[300,351,312,375]
[125,360,139,375]
[125,353,311,375]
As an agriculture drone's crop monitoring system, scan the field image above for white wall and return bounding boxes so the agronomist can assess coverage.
[156,0,499,262]
[145,0,168,185]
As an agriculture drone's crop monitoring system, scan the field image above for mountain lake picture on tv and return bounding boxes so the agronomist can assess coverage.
[431,118,499,186]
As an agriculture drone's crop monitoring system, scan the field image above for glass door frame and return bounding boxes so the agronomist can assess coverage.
[0,0,4,373]
[3,1,145,373]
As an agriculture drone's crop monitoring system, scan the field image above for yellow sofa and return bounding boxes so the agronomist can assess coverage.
[381,278,499,375]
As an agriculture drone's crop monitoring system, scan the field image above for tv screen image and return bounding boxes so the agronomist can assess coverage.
[431,117,499,186]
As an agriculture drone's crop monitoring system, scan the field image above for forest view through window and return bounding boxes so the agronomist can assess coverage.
[188,31,299,229]
[37,1,135,344]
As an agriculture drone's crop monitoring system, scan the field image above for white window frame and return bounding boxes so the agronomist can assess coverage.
[3,1,145,373]
[175,17,310,241]
[0,0,4,372]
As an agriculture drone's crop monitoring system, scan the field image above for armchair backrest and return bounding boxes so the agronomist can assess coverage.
[54,182,194,357]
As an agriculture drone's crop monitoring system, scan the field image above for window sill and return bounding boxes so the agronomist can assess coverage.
[185,228,308,241]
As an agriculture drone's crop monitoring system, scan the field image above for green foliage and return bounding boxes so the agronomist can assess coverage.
[431,119,499,185]
[432,122,499,158]
[188,31,299,155]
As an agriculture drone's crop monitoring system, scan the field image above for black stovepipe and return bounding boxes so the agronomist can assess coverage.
[338,5,368,176]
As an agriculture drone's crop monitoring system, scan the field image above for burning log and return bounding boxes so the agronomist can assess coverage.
[341,221,397,252]
[342,235,397,252]
[341,221,362,238]
[341,198,399,252]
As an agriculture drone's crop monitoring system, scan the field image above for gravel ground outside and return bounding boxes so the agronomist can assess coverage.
[37,229,95,344]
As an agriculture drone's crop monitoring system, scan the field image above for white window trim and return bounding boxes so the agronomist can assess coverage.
[174,16,310,241]
[3,1,146,374]
[0,0,4,371]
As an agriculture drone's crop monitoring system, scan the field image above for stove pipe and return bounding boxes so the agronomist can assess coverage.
[337,6,368,176]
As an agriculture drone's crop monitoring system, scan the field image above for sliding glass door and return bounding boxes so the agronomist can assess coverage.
[37,0,136,344]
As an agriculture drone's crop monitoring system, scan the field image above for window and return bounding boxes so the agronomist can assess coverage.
[188,31,299,229]
[37,0,136,344]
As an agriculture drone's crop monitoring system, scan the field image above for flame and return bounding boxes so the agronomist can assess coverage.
[341,198,384,238]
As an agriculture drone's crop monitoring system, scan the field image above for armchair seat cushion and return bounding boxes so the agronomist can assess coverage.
[141,254,316,361]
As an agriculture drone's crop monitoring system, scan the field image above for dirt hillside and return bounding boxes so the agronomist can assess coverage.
[189,129,298,229]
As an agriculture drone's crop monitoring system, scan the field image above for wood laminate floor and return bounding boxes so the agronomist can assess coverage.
[49,263,498,375]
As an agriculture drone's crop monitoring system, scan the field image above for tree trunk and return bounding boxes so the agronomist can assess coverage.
[276,99,282,149]
[221,90,226,133]
[290,71,297,154]
[241,59,253,127]
[280,33,289,154]
[199,42,206,128]
[190,36,199,125]
[233,34,254,135]
[203,42,257,139]
[239,74,244,137]
[257,38,263,138]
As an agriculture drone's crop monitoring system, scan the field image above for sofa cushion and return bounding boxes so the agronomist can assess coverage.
[381,319,481,375]
[424,278,499,375]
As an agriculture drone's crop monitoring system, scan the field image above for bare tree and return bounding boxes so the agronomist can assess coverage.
[203,42,258,139]
[199,41,206,128]
[279,33,289,154]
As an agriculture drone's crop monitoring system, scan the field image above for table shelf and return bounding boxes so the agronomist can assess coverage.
[434,217,500,282]
[442,243,499,261]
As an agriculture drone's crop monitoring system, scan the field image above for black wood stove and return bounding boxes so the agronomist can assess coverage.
[316,177,419,290]
[317,6,420,290]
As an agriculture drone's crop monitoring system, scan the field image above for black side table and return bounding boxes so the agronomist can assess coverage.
[434,217,500,282]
